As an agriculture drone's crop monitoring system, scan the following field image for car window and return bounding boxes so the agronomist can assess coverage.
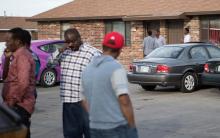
[40,44,50,53]
[40,43,64,53]
[190,47,209,60]
[206,46,220,58]
[147,46,184,58]
[53,43,65,50]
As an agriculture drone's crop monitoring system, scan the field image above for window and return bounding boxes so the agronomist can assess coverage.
[105,21,131,46]
[200,18,209,42]
[40,43,65,53]
[206,46,220,58]
[190,47,209,60]
[200,16,220,45]
[61,23,71,40]
[147,46,184,59]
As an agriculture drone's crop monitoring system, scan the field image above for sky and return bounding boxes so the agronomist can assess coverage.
[0,0,73,17]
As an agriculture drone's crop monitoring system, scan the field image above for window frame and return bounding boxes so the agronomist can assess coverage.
[104,20,131,46]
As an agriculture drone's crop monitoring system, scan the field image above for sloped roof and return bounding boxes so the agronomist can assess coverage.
[29,0,220,21]
[0,16,37,30]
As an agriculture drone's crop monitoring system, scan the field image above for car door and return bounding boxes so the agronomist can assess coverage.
[189,46,210,75]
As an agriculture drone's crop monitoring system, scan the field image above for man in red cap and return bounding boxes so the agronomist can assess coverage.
[81,32,138,138]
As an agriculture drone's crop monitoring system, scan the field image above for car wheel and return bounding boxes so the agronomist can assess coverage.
[40,69,57,87]
[180,72,197,93]
[141,85,156,91]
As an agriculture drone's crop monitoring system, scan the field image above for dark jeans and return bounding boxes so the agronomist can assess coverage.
[12,105,31,138]
[90,124,138,138]
[63,102,90,138]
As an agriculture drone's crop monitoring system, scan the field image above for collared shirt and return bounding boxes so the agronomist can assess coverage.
[60,43,101,103]
[143,36,159,56]
[184,34,191,43]
[155,35,166,47]
[2,47,36,114]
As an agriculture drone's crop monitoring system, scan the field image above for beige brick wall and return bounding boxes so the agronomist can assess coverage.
[184,16,200,42]
[160,20,168,44]
[38,22,61,40]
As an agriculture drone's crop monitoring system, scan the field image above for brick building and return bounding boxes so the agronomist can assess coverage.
[28,0,220,67]
[0,16,38,42]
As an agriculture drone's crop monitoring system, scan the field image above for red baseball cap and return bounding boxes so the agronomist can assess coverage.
[102,32,124,49]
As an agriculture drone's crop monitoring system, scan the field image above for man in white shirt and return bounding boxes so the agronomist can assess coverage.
[184,28,191,43]
[155,29,166,47]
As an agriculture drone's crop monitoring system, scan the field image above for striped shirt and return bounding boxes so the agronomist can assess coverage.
[60,43,101,103]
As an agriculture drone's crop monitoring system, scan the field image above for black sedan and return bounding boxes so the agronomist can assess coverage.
[127,43,220,92]
[202,58,220,87]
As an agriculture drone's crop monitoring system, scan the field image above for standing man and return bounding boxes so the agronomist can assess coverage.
[143,30,159,57]
[59,28,100,138]
[155,29,166,47]
[2,27,36,138]
[81,32,138,138]
[184,27,191,43]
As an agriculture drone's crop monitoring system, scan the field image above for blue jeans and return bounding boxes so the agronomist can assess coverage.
[90,124,138,138]
[63,102,90,138]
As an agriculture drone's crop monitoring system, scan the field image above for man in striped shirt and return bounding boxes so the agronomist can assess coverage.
[58,28,101,138]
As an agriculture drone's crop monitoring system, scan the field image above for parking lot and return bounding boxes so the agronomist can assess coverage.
[1,83,220,138]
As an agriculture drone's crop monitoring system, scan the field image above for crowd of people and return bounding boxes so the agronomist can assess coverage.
[1,26,192,138]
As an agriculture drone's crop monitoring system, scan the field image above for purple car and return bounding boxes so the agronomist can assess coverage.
[0,40,65,87]
[30,40,64,87]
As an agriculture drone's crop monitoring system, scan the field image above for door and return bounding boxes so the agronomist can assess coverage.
[168,20,184,44]
[189,46,209,74]
[144,21,160,37]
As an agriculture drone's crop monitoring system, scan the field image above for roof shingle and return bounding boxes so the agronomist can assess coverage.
[29,0,220,21]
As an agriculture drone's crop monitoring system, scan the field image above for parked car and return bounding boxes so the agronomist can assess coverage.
[0,40,65,87]
[127,43,220,92]
[202,58,220,87]
[30,40,64,87]
[0,104,27,138]
[0,42,6,79]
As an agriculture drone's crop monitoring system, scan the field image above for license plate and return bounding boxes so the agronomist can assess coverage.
[139,66,150,73]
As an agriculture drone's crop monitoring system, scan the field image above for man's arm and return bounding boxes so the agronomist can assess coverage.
[118,94,136,127]
[111,68,136,128]
[2,57,10,80]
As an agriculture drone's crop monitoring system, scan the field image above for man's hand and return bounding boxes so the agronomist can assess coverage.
[4,48,12,58]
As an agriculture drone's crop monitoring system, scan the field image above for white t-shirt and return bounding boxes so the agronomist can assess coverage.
[184,34,191,43]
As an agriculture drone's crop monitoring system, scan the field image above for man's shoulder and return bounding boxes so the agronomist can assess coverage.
[82,43,102,55]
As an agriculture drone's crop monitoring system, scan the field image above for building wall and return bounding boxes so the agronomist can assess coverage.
[184,16,200,42]
[38,22,61,40]
[0,31,6,42]
[0,30,38,42]
[38,21,145,69]
[37,17,201,68]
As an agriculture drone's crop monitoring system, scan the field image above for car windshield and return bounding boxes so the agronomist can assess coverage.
[147,46,184,58]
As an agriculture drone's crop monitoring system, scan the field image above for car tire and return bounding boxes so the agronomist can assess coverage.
[141,85,156,91]
[40,69,57,87]
[180,72,197,93]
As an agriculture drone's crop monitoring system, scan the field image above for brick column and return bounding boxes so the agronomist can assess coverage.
[184,16,200,42]
[160,20,168,44]
[119,21,144,69]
